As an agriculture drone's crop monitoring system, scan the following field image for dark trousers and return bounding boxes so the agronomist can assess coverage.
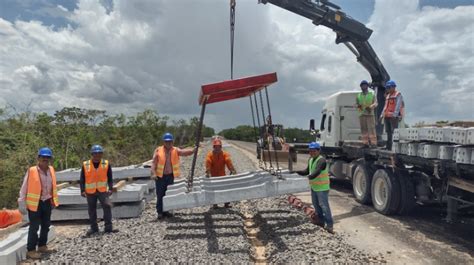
[86,192,112,231]
[27,199,52,251]
[311,190,333,228]
[385,117,399,150]
[155,174,174,214]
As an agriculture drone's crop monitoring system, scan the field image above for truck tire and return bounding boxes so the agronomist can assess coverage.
[396,170,416,215]
[352,163,372,205]
[371,169,400,215]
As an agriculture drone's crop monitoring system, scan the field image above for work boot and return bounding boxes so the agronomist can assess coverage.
[157,213,165,220]
[38,245,56,254]
[163,212,173,218]
[212,204,219,209]
[85,229,99,237]
[325,226,335,234]
[224,203,232,208]
[104,228,119,233]
[26,250,42,260]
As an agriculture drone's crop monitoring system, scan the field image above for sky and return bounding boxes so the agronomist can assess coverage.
[0,0,473,131]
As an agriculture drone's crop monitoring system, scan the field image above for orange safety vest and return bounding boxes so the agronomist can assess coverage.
[384,90,404,118]
[25,166,59,212]
[154,146,180,178]
[83,159,109,194]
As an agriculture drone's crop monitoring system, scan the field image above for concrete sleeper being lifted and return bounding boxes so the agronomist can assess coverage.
[164,72,309,210]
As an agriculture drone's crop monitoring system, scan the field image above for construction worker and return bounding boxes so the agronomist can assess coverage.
[80,145,118,236]
[205,138,237,209]
[297,142,334,234]
[356,80,377,147]
[151,133,195,220]
[18,147,59,259]
[380,80,404,150]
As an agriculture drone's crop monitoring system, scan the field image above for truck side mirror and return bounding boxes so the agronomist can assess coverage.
[310,119,315,131]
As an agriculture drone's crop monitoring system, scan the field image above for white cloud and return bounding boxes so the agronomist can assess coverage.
[0,0,472,130]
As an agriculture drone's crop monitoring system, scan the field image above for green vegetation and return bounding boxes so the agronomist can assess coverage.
[219,125,313,143]
[0,107,214,209]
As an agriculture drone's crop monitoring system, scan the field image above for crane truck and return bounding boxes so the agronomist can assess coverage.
[259,0,474,220]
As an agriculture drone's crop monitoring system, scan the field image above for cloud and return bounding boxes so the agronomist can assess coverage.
[0,0,472,131]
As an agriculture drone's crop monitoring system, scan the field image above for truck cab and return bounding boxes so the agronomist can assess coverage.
[318,91,364,147]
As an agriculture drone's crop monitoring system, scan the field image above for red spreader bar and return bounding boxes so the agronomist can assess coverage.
[199,72,278,105]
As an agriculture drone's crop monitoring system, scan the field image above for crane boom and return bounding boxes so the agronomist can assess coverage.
[259,0,389,140]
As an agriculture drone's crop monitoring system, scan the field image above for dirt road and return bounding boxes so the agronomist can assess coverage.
[229,140,474,264]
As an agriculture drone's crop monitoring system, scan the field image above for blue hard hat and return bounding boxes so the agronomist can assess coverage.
[38,147,53,157]
[308,142,320,150]
[90,144,104,154]
[385,80,396,88]
[360,80,369,86]
[162,132,174,141]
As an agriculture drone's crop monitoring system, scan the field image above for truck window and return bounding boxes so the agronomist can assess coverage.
[328,115,332,133]
[320,114,326,131]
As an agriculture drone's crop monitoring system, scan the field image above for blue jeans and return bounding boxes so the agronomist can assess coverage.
[155,174,174,214]
[311,190,333,228]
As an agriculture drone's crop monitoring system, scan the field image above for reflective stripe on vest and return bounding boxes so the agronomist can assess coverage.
[384,90,404,117]
[26,166,59,212]
[83,159,109,194]
[357,92,374,116]
[155,146,180,178]
[308,156,330,192]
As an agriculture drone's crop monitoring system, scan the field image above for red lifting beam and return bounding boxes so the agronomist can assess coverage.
[199,72,278,105]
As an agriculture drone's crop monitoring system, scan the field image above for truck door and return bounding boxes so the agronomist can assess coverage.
[339,106,361,142]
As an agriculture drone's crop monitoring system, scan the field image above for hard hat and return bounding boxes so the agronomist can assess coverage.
[385,80,396,88]
[360,80,369,86]
[308,142,320,150]
[38,147,53,158]
[90,145,104,154]
[212,139,222,146]
[163,132,174,141]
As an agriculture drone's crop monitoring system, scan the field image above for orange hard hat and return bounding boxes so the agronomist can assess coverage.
[212,139,222,146]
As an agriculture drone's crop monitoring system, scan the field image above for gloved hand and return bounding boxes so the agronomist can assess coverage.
[81,192,86,198]
[205,173,210,178]
[150,172,157,180]
[107,190,113,196]
[18,200,27,215]
[230,170,237,175]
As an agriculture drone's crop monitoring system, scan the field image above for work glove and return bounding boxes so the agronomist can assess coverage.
[81,192,86,198]
[230,170,237,175]
[205,172,210,178]
[18,200,27,215]
[150,172,157,180]
[107,190,113,196]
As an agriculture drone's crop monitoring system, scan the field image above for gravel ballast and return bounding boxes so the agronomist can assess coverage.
[42,143,385,263]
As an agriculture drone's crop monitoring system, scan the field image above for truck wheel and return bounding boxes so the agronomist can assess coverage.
[397,170,416,215]
[352,163,372,205]
[371,169,400,215]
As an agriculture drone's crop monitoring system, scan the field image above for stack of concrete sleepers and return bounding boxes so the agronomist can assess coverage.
[392,127,474,166]
[52,166,156,221]
[0,226,55,264]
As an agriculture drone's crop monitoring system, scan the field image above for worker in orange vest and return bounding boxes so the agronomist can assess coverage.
[80,145,118,236]
[18,147,59,260]
[151,133,196,220]
[205,138,237,209]
[380,80,404,150]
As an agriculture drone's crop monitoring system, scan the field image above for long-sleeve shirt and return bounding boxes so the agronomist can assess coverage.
[205,151,235,177]
[19,166,53,202]
[79,161,113,193]
[296,156,327,180]
[150,146,195,175]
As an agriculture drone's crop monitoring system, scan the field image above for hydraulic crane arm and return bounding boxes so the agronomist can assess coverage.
[259,0,390,87]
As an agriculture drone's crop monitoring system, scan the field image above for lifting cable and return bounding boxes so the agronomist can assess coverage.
[230,0,236,80]
[249,96,262,168]
[259,90,274,172]
[253,93,267,170]
[264,86,281,177]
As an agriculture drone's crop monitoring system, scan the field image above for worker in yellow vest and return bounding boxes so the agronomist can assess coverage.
[18,147,59,260]
[151,133,195,220]
[356,80,378,147]
[297,142,334,234]
[80,145,118,236]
